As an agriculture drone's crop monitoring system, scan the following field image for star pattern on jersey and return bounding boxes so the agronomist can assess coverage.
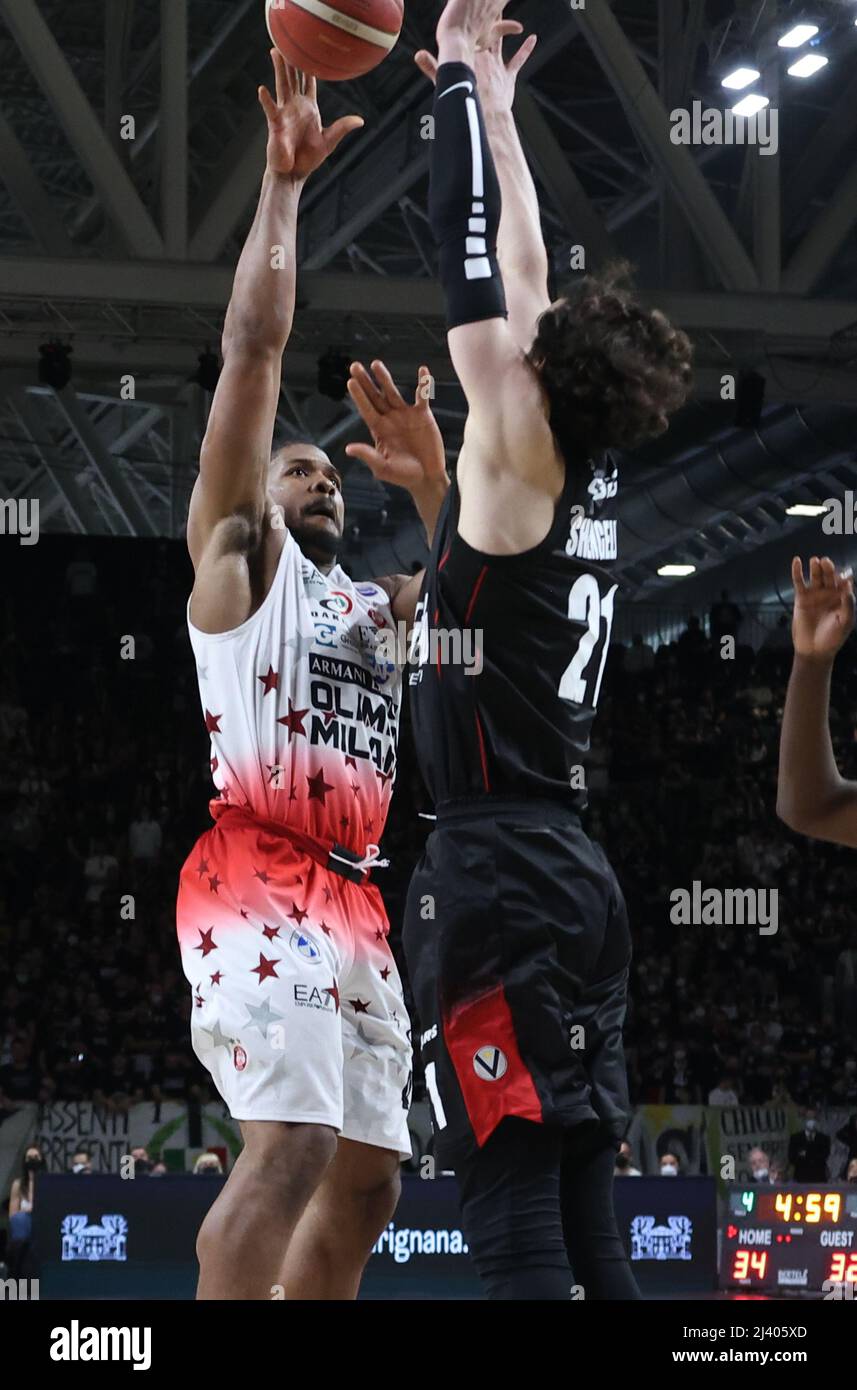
[350,781,361,797]
[282,631,314,659]
[375,928,386,942]
[210,756,218,774]
[324,981,340,1013]
[193,988,205,1009]
[210,971,223,986]
[208,874,222,895]
[322,886,333,904]
[267,764,285,787]
[380,965,391,981]
[258,666,279,696]
[340,816,349,832]
[239,908,250,920]
[375,768,394,788]
[278,700,309,740]
[194,927,217,957]
[204,710,222,733]
[253,867,271,884]
[322,710,337,727]
[195,857,209,879]
[197,665,208,682]
[349,1021,379,1060]
[307,769,334,804]
[350,998,370,1014]
[319,921,331,936]
[287,901,307,925]
[251,953,280,984]
[345,756,358,770]
[202,1019,232,1050]
[261,924,280,942]
[244,998,284,1038]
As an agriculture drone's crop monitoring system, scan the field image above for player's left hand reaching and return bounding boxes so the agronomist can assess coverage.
[258,49,363,182]
[791,556,856,662]
[346,362,448,497]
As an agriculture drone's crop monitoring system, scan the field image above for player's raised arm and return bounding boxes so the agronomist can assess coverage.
[187,53,363,569]
[777,557,857,847]
[346,361,450,626]
[416,20,548,353]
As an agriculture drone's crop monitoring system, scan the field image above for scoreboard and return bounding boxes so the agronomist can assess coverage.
[720,1185,857,1294]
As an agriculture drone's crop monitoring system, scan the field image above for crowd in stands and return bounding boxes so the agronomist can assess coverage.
[2,540,857,1132]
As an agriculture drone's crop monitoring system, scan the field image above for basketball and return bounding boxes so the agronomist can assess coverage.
[266,0,404,81]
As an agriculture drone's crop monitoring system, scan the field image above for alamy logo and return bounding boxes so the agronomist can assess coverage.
[669,882,778,936]
[61,1213,128,1262]
[0,1277,39,1300]
[0,497,39,545]
[50,1321,151,1371]
[670,101,779,155]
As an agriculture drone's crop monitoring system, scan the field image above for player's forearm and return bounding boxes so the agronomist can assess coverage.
[777,654,850,830]
[485,108,548,285]
[411,474,450,546]
[222,171,302,355]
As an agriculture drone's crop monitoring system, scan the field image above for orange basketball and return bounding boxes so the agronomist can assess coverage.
[266,0,404,82]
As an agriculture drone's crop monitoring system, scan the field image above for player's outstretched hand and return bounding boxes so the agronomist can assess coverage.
[258,49,363,181]
[437,0,511,48]
[345,362,447,496]
[791,556,855,662]
[415,18,534,101]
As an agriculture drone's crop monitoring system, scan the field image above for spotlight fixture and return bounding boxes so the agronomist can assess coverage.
[658,565,696,578]
[731,93,771,116]
[778,23,819,48]
[722,67,761,91]
[787,53,829,77]
[317,348,352,402]
[786,503,828,517]
[38,341,73,390]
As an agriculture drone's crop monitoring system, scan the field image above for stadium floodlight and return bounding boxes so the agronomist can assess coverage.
[786,504,829,517]
[787,53,829,77]
[657,565,696,578]
[778,23,819,47]
[722,67,761,91]
[730,93,771,117]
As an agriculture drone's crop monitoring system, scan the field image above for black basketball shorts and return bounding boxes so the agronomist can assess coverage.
[403,797,632,1168]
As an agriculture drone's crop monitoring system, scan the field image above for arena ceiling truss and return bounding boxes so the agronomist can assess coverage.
[0,0,855,605]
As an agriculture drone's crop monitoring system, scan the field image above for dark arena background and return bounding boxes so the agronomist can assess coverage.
[1,0,857,1360]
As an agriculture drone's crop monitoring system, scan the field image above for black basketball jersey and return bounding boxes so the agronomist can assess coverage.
[408,450,620,809]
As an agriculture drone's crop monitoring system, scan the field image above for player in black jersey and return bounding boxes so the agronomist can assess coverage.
[351,1,693,1300]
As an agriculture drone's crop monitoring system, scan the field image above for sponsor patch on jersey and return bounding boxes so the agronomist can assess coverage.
[233,1044,248,1072]
[473,1046,508,1081]
[588,467,619,505]
[319,590,354,616]
[290,929,322,964]
[356,584,384,600]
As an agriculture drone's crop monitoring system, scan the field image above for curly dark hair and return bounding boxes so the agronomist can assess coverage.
[527,261,694,457]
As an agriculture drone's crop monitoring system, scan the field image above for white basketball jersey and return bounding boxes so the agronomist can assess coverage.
[188,530,402,853]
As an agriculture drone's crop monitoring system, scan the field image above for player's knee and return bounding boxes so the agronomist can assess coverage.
[245,1123,338,1202]
[360,1166,402,1237]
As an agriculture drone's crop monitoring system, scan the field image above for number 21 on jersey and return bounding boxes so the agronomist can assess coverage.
[559,576,618,709]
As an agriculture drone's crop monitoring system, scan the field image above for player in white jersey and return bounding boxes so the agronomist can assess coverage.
[176,51,449,1300]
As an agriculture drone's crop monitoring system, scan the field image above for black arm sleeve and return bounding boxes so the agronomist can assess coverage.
[428,62,508,331]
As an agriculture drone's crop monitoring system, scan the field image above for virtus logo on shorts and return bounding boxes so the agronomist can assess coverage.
[290,929,322,963]
[473,1046,507,1081]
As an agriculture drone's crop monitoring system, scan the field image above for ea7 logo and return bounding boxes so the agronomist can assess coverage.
[473,1046,508,1081]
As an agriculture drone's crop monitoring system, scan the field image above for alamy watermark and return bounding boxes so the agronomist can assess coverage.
[670,102,779,156]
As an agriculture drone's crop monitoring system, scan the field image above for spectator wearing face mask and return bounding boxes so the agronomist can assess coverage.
[69,1148,93,1175]
[787,1109,831,1182]
[193,1153,223,1175]
[129,1146,153,1176]
[835,1113,857,1180]
[614,1141,641,1177]
[6,1145,44,1277]
[659,1152,680,1177]
[748,1146,772,1183]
